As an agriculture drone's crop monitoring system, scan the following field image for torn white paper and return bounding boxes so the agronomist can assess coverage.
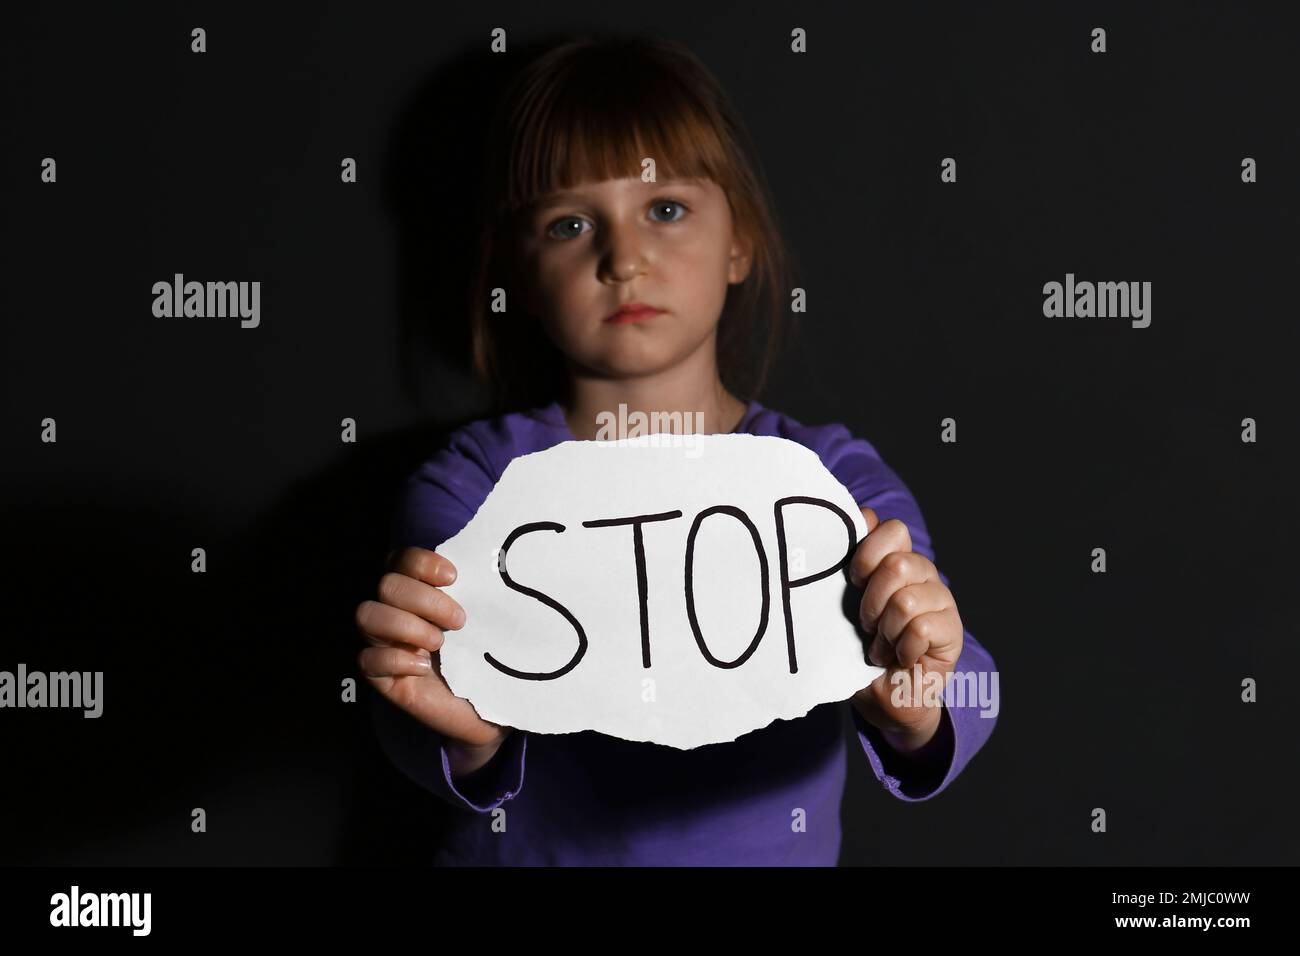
[436,433,884,749]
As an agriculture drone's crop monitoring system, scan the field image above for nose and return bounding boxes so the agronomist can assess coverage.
[596,219,648,284]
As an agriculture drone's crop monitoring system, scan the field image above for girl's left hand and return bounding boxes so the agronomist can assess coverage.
[848,507,964,751]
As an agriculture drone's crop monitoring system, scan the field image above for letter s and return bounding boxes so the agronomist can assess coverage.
[485,522,588,680]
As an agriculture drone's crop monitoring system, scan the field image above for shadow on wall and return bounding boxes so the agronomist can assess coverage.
[2,417,476,864]
[383,33,579,415]
[1,36,587,865]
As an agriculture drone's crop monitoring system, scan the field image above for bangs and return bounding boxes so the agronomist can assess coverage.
[469,35,794,413]
[499,46,734,217]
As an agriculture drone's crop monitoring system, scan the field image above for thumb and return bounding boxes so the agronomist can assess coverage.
[860,506,879,534]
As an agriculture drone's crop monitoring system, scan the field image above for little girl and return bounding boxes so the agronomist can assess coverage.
[356,34,998,865]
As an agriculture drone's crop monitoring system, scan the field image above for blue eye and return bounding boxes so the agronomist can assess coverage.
[650,199,688,222]
[546,217,591,240]
[544,199,688,240]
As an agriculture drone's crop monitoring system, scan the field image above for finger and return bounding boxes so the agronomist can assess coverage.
[362,649,512,750]
[848,517,913,588]
[859,547,935,634]
[355,600,446,653]
[902,605,964,667]
[874,579,949,651]
[893,609,949,669]
[860,667,926,728]
[357,644,435,679]
[866,584,937,666]
[860,507,879,535]
[867,629,896,668]
[377,571,466,630]
[851,673,892,725]
[857,671,920,728]
[360,631,433,661]
[389,547,458,588]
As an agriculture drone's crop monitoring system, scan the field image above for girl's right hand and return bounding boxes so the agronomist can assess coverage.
[356,547,512,768]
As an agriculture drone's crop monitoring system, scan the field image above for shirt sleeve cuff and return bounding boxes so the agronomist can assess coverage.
[853,701,956,801]
[368,691,527,813]
[440,728,528,812]
[851,628,1000,802]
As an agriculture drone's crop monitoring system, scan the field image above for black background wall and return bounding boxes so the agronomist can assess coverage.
[2,1,1296,866]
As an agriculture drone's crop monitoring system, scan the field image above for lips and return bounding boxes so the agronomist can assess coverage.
[604,303,665,324]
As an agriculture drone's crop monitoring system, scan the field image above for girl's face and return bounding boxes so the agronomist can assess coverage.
[511,176,752,379]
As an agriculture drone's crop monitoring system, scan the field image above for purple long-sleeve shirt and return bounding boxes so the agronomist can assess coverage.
[370,398,999,865]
